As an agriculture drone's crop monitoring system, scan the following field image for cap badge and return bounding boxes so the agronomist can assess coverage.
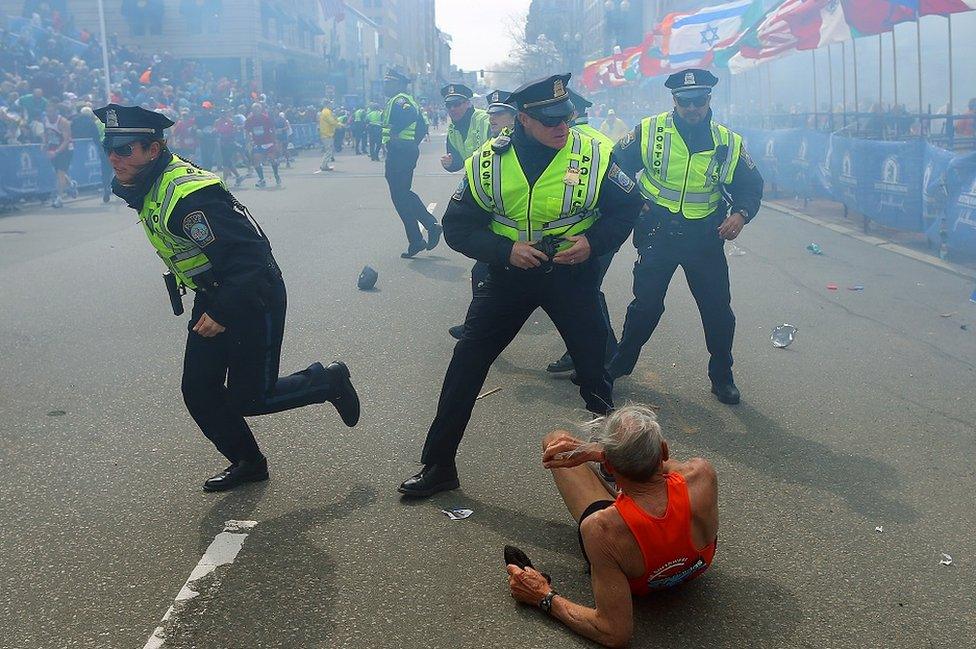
[490,92,498,102]
[684,72,695,86]
[553,79,565,97]
[106,109,118,128]
[448,85,455,94]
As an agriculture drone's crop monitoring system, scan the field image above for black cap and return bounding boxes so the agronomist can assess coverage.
[384,69,410,83]
[486,89,515,114]
[93,103,174,146]
[357,265,378,290]
[664,68,718,98]
[567,89,592,112]
[441,83,473,105]
[510,73,574,119]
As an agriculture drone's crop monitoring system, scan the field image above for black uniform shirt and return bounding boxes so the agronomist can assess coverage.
[613,109,764,222]
[165,185,275,326]
[443,125,644,267]
[443,106,474,173]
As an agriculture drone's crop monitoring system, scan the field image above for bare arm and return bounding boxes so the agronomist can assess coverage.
[550,516,634,647]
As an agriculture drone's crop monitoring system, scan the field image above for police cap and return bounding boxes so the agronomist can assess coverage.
[357,265,378,290]
[441,83,474,106]
[486,89,515,115]
[509,73,574,119]
[384,69,410,84]
[664,68,718,98]
[93,103,174,146]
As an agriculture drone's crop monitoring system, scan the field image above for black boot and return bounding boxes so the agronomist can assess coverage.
[448,325,465,340]
[546,351,574,374]
[203,456,269,492]
[711,381,741,405]
[401,240,427,258]
[314,361,361,426]
[425,223,442,250]
[398,463,459,497]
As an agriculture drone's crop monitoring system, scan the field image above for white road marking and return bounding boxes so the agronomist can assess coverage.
[143,520,258,649]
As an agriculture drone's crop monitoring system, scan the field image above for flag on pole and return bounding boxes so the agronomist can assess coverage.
[580,34,659,91]
[660,0,765,70]
[919,0,976,14]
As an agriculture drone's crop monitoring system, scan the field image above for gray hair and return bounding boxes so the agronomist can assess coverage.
[579,405,665,481]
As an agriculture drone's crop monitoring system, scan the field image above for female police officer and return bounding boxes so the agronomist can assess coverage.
[95,104,361,492]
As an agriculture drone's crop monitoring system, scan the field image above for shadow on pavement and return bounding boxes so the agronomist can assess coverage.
[404,256,467,283]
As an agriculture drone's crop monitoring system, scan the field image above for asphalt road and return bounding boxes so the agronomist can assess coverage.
[1,137,974,649]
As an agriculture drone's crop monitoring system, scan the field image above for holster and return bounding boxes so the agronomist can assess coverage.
[163,271,185,316]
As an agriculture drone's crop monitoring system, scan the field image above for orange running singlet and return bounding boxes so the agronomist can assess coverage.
[613,472,716,596]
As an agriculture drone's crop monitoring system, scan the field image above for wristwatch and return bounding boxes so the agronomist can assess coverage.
[539,589,558,615]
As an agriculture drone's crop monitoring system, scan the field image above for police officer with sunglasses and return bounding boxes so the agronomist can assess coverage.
[95,104,361,492]
[606,69,764,405]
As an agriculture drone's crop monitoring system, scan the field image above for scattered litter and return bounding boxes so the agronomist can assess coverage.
[726,243,747,257]
[770,324,798,348]
[970,288,976,303]
[939,553,953,566]
[962,325,969,331]
[875,526,883,533]
[357,266,378,290]
[806,243,823,255]
[827,283,838,290]
[47,410,66,417]
[848,284,864,291]
[441,508,473,520]
[476,387,502,400]
[940,312,956,318]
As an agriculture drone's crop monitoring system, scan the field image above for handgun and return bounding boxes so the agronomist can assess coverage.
[163,271,185,316]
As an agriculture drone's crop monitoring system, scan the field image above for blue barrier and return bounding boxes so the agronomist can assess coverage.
[0,139,105,201]
[290,123,318,148]
[738,126,976,254]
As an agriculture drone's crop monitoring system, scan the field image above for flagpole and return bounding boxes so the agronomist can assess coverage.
[916,14,923,128]
[811,49,818,128]
[947,13,954,140]
[841,40,848,128]
[827,44,835,129]
[892,24,899,109]
[878,34,883,111]
[852,37,860,130]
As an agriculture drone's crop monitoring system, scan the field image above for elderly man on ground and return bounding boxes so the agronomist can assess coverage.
[506,405,719,648]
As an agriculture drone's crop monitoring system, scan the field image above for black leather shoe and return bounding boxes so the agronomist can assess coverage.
[448,325,465,340]
[316,361,360,426]
[401,240,426,258]
[398,463,459,497]
[425,223,442,250]
[203,456,269,492]
[546,352,574,374]
[711,381,741,405]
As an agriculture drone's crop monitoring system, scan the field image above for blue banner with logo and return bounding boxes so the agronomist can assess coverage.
[936,152,976,254]
[856,139,925,232]
[69,138,107,188]
[0,143,57,197]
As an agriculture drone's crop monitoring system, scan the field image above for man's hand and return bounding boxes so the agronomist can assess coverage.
[543,431,604,469]
[507,565,552,605]
[552,235,591,265]
[718,211,746,240]
[192,313,226,338]
[440,153,453,169]
[509,242,550,269]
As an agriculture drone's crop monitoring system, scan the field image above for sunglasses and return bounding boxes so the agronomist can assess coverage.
[103,142,141,157]
[675,95,710,108]
[532,114,572,127]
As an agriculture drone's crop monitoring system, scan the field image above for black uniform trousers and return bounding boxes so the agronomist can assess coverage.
[608,215,735,385]
[420,261,614,465]
[384,140,436,247]
[368,125,382,160]
[181,279,333,464]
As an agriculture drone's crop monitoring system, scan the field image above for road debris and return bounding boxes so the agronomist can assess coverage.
[875,526,883,533]
[806,243,823,255]
[441,508,473,520]
[827,283,838,290]
[476,387,501,400]
[357,265,378,290]
[940,313,956,318]
[848,284,864,291]
[726,243,746,257]
[770,324,798,348]
[939,553,953,566]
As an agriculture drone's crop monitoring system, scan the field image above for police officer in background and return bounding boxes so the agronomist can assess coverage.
[398,74,644,498]
[607,69,763,405]
[545,89,622,375]
[366,102,383,161]
[382,69,442,258]
[440,83,491,173]
[95,104,361,492]
[447,89,517,340]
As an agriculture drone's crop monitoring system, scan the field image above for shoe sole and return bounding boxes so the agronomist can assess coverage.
[397,478,460,498]
[202,472,269,492]
[710,387,740,405]
[546,365,574,374]
[329,362,360,427]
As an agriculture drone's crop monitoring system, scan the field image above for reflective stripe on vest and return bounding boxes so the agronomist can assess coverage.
[447,109,491,161]
[464,130,611,243]
[139,156,223,290]
[382,92,421,144]
[638,112,742,219]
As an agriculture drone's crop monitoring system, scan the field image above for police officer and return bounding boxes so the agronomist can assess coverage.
[366,102,383,161]
[382,69,441,258]
[607,69,764,404]
[546,89,622,374]
[398,74,644,497]
[440,83,491,173]
[447,89,517,340]
[95,104,361,491]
